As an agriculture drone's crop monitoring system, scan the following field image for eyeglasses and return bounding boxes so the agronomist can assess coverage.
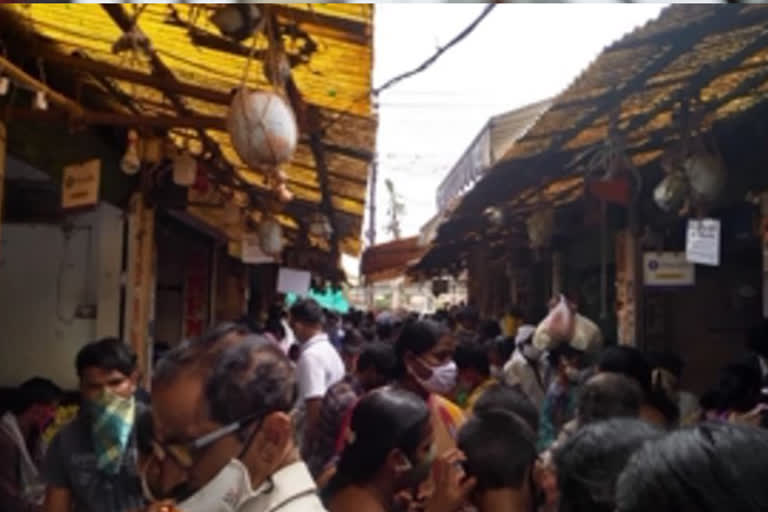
[150,413,261,469]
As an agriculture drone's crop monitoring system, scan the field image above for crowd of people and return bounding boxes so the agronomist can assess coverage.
[1,297,768,512]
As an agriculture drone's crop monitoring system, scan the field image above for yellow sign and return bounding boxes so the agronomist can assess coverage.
[62,159,100,209]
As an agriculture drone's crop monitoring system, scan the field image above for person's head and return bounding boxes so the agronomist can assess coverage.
[289,298,324,343]
[340,329,364,374]
[549,343,586,384]
[325,387,433,500]
[473,384,539,432]
[616,423,768,512]
[395,320,457,397]
[457,307,479,331]
[147,331,297,503]
[576,372,643,426]
[264,315,286,341]
[459,409,538,511]
[717,362,761,413]
[477,320,502,343]
[76,338,139,401]
[454,342,491,393]
[376,319,395,343]
[556,419,662,512]
[12,377,62,433]
[488,337,515,374]
[356,342,397,391]
[598,346,652,394]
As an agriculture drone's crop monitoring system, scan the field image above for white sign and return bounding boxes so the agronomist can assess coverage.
[241,234,274,264]
[277,267,311,295]
[686,218,721,266]
[643,252,695,287]
[62,159,100,209]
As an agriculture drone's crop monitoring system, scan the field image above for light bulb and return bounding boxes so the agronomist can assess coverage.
[0,77,9,96]
[33,90,48,111]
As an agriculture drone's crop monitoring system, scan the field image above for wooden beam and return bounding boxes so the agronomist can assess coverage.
[307,105,341,259]
[0,54,84,117]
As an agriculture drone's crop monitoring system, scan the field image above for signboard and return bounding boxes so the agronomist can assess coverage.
[62,159,100,209]
[686,218,721,266]
[277,267,311,295]
[643,252,695,287]
[241,234,275,264]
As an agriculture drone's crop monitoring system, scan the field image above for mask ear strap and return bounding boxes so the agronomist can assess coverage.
[237,416,263,461]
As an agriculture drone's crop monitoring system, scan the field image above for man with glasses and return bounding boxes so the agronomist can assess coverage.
[142,328,325,512]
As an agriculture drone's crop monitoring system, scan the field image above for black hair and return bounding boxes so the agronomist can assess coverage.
[324,387,430,499]
[454,342,491,377]
[556,419,662,512]
[577,373,643,426]
[716,362,761,413]
[357,343,397,380]
[492,337,516,364]
[548,342,585,367]
[340,329,364,356]
[473,383,539,432]
[376,321,395,342]
[649,351,684,378]
[205,336,297,427]
[11,377,62,415]
[477,320,502,342]
[458,409,537,491]
[616,423,768,512]
[289,298,324,326]
[598,346,652,394]
[153,323,247,386]
[394,320,448,378]
[76,338,137,378]
[264,316,286,340]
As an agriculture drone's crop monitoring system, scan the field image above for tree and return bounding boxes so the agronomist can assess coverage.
[384,178,405,240]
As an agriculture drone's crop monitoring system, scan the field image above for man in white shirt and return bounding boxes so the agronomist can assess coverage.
[289,299,345,451]
[144,329,326,512]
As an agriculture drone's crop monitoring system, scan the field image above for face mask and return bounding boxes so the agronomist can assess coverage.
[85,389,136,474]
[413,359,457,395]
[521,344,542,361]
[173,459,256,512]
[395,444,437,489]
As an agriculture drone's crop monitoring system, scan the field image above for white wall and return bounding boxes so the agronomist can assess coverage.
[0,158,124,388]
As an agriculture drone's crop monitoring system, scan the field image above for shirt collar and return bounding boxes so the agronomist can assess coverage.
[240,461,318,512]
[302,332,330,351]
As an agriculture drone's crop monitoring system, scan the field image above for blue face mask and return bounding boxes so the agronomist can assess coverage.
[86,390,136,474]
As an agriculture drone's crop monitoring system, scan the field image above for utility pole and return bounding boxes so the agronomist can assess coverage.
[367,155,377,247]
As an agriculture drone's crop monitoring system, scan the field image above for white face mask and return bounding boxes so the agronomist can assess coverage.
[174,459,257,512]
[413,359,457,395]
[521,344,542,361]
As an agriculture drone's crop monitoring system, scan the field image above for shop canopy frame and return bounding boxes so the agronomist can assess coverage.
[0,3,376,256]
[418,4,768,276]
